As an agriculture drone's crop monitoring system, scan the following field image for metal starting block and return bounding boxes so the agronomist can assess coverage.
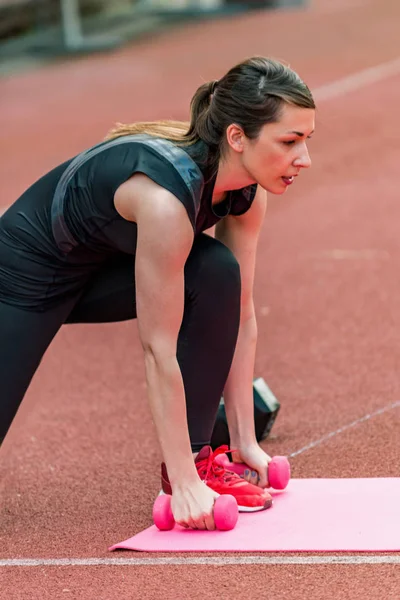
[210,377,280,450]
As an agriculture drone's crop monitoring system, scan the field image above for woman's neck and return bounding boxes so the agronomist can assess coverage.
[213,153,254,196]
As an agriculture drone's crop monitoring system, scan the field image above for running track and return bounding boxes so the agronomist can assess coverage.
[1,0,400,597]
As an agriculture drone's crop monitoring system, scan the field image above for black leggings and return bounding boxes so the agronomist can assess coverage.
[0,234,241,449]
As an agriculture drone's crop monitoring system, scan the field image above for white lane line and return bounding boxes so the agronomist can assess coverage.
[1,555,400,567]
[300,249,391,261]
[312,56,400,101]
[289,401,400,458]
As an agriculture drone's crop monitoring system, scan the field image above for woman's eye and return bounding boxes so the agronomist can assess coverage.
[283,140,296,146]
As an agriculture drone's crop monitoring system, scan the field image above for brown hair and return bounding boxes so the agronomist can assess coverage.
[105,56,315,172]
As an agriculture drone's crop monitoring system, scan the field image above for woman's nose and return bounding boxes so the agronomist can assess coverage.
[294,145,311,169]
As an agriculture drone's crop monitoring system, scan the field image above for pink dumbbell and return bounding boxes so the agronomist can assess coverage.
[215,454,291,490]
[153,494,238,531]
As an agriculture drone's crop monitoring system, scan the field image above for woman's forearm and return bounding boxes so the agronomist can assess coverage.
[144,350,199,488]
[223,312,258,448]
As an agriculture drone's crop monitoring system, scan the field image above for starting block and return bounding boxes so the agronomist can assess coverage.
[210,378,280,450]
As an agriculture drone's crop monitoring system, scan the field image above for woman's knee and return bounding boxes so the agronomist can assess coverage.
[185,234,241,299]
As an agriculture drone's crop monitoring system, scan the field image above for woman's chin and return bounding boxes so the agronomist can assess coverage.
[265,184,288,196]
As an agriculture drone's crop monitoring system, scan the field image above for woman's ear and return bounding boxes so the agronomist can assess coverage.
[225,123,245,153]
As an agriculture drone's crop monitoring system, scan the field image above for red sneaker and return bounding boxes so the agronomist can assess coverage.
[161,445,273,512]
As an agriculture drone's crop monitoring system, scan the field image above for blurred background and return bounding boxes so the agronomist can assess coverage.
[0,0,305,74]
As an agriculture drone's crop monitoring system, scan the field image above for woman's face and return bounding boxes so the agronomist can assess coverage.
[239,103,315,194]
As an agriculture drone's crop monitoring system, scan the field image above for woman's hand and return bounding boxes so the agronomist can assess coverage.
[231,443,272,488]
[170,480,219,530]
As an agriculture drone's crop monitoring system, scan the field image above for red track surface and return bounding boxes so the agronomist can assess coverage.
[1,0,400,597]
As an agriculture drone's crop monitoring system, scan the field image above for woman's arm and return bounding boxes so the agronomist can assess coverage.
[120,174,197,480]
[214,186,270,482]
[115,174,218,528]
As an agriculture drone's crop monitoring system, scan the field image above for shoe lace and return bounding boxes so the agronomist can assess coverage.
[197,445,244,487]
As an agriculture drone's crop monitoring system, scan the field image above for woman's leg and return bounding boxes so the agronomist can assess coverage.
[67,234,241,451]
[66,254,137,323]
[177,235,241,451]
[0,296,80,443]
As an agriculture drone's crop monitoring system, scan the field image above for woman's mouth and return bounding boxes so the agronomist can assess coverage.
[282,176,294,185]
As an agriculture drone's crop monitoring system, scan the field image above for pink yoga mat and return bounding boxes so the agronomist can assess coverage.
[109,478,400,553]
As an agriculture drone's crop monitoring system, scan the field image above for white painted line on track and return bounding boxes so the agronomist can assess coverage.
[312,56,400,102]
[289,401,400,459]
[1,555,400,567]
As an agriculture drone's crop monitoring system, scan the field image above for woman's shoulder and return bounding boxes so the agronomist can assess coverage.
[97,134,205,198]
[104,135,205,231]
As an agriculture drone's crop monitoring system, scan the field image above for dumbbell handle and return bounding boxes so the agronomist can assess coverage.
[153,493,239,531]
[216,454,290,490]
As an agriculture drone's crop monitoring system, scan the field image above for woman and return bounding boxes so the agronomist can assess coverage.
[0,56,315,530]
